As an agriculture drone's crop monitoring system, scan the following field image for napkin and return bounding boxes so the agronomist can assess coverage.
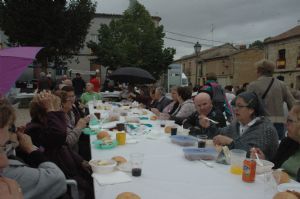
[92,171,132,186]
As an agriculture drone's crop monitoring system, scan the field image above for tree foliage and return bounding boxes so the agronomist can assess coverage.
[88,1,175,79]
[249,40,264,49]
[0,0,96,69]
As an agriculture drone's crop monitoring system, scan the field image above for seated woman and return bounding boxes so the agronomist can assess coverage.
[211,92,279,160]
[251,101,300,181]
[0,98,66,199]
[151,86,179,117]
[169,86,194,124]
[25,92,94,199]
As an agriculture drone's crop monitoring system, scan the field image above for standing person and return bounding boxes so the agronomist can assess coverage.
[247,59,295,140]
[201,72,233,121]
[90,75,100,92]
[37,72,51,92]
[72,73,86,99]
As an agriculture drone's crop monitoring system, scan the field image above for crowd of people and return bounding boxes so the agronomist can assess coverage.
[0,58,300,198]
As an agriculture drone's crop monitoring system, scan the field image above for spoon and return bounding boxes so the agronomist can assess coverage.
[255,152,264,166]
[203,117,219,124]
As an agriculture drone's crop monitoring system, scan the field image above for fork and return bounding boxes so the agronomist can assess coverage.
[199,159,214,168]
[203,117,219,124]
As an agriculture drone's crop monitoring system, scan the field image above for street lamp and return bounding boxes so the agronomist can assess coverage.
[194,42,202,86]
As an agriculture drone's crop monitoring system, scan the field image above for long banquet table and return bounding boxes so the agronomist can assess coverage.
[89,103,276,199]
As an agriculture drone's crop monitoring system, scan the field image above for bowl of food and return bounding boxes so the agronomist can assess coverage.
[256,159,274,174]
[89,159,117,174]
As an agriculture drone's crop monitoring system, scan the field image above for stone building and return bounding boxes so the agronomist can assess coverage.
[174,44,264,87]
[264,25,300,89]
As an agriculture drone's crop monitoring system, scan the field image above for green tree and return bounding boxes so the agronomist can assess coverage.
[0,0,96,70]
[88,0,175,79]
[249,40,264,49]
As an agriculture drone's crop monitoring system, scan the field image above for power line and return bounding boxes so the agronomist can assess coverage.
[164,37,215,47]
[165,30,242,45]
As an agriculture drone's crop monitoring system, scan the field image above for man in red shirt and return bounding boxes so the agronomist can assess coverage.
[90,75,100,92]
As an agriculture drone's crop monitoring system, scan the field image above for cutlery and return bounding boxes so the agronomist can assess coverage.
[255,152,264,166]
[199,159,214,168]
[203,117,219,124]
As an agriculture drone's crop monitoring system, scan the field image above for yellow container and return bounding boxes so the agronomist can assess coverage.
[116,131,126,145]
[230,165,243,175]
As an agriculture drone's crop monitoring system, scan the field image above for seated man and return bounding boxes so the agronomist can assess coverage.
[80,83,102,105]
[183,92,227,138]
[151,87,172,113]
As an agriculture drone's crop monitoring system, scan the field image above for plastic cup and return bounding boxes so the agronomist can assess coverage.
[230,149,247,175]
[116,123,125,131]
[116,131,126,145]
[130,153,144,177]
[171,127,177,136]
[197,135,208,148]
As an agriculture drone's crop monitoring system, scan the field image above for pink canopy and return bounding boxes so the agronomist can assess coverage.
[0,47,43,95]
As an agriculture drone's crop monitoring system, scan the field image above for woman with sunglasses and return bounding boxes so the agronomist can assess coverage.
[209,92,279,160]
[0,98,66,199]
[251,101,300,181]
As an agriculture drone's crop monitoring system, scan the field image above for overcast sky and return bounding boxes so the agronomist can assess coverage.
[95,0,300,59]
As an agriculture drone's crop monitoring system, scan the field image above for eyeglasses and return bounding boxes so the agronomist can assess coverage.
[233,105,248,110]
[0,142,14,154]
[286,118,298,124]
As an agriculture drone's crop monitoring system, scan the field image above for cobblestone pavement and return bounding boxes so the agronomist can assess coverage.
[13,105,31,127]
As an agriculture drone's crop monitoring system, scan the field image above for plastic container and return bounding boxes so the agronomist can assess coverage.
[256,159,274,174]
[183,147,218,161]
[171,135,197,146]
[89,159,117,174]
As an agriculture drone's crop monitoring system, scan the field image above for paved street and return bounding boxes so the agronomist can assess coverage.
[13,105,31,127]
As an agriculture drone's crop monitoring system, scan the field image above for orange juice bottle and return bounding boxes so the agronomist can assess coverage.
[242,159,256,182]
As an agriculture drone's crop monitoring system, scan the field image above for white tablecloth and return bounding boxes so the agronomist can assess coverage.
[89,104,276,199]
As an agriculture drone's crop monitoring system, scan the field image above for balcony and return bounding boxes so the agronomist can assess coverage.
[276,59,286,69]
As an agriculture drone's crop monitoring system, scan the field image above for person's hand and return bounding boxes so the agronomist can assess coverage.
[250,147,266,160]
[213,135,233,146]
[199,115,210,128]
[81,160,92,174]
[0,177,23,199]
[151,108,160,116]
[75,116,90,129]
[17,133,37,154]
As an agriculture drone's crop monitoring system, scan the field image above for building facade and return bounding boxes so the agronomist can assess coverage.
[264,25,300,89]
[174,44,264,88]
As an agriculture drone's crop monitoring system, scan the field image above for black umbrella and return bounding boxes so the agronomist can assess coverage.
[109,67,156,84]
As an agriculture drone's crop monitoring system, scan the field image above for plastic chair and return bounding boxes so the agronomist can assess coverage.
[66,179,79,199]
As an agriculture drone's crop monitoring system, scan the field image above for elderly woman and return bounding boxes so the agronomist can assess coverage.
[26,92,94,199]
[251,101,300,181]
[211,92,279,160]
[1,98,67,199]
[152,86,179,116]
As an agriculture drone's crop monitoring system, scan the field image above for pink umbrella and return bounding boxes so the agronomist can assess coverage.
[0,47,43,95]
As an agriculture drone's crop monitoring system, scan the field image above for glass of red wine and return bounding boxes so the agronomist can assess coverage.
[130,153,144,177]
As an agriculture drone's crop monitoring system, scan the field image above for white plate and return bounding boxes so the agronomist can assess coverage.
[101,122,117,129]
[278,183,300,192]
[117,162,132,172]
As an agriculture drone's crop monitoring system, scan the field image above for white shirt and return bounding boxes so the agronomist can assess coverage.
[239,117,260,136]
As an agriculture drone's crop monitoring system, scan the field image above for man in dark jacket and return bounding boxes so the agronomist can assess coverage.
[183,92,226,138]
[72,73,86,99]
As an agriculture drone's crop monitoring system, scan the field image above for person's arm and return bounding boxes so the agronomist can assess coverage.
[283,84,295,110]
[65,117,87,147]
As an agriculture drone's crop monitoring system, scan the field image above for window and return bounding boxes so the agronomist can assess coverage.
[278,49,286,60]
[277,49,286,69]
[297,47,300,68]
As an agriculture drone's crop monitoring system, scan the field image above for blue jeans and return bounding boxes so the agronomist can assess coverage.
[273,123,285,140]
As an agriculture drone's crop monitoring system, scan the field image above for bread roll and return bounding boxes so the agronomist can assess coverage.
[97,131,110,140]
[112,156,127,165]
[116,192,141,199]
[164,126,172,134]
[150,115,157,120]
[273,170,290,184]
[273,192,298,199]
